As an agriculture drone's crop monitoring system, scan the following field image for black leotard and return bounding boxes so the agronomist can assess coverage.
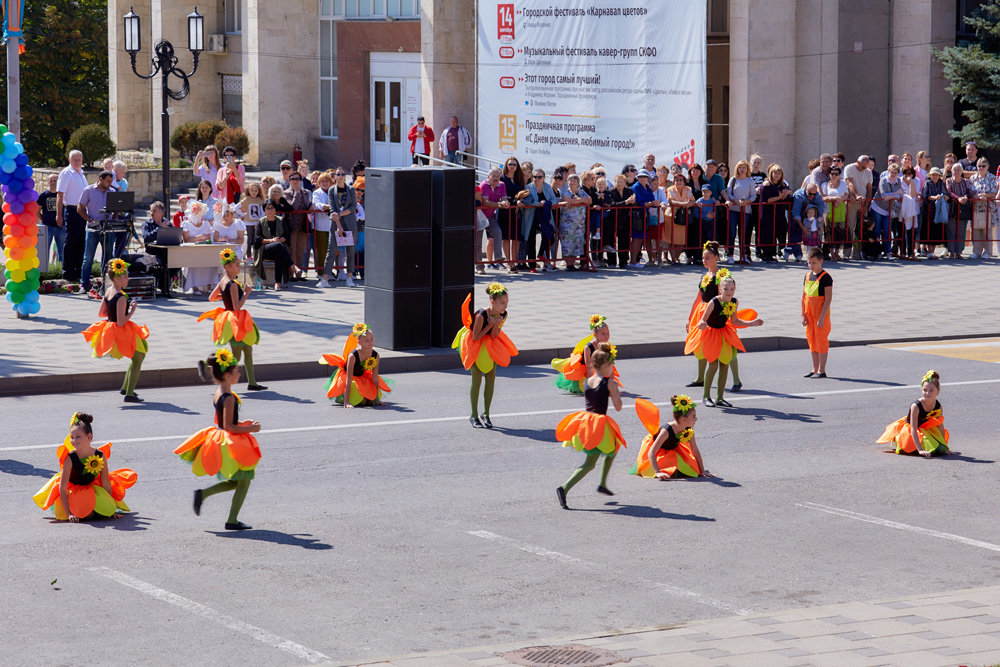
[214,391,238,426]
[907,399,941,423]
[656,424,681,451]
[221,279,243,311]
[67,449,104,485]
[105,293,126,323]
[351,349,379,376]
[584,376,610,415]
[705,298,735,329]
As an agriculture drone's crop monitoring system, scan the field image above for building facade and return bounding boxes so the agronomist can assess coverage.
[108,1,969,179]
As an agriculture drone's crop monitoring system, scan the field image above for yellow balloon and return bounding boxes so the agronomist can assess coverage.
[11,269,24,282]
[4,258,18,270]
[3,248,12,260]
[29,257,39,268]
[20,247,36,260]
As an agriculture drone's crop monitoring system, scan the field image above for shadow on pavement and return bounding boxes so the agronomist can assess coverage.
[574,501,715,521]
[207,529,333,550]
[46,513,154,531]
[241,391,316,405]
[823,376,907,386]
[120,401,200,415]
[720,405,822,423]
[687,475,742,488]
[0,459,58,478]
[490,426,552,442]
[948,453,994,464]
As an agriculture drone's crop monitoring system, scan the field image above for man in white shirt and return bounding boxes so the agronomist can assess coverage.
[438,116,472,165]
[843,155,872,260]
[56,150,90,282]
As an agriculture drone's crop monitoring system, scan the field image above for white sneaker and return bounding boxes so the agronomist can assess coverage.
[727,256,735,265]
[602,245,615,253]
[316,279,331,288]
[337,270,347,280]
[970,252,980,259]
[346,277,356,287]
[982,253,991,260]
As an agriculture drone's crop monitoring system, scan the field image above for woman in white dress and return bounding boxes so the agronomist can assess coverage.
[899,166,921,260]
[181,201,219,294]
[213,204,247,260]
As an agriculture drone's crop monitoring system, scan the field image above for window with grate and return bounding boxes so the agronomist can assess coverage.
[319,17,338,138]
[221,75,242,128]
[324,0,418,18]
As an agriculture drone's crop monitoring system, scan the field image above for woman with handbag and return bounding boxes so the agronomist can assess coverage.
[921,167,948,258]
[821,167,849,261]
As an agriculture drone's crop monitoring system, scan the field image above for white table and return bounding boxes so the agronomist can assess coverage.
[148,242,242,269]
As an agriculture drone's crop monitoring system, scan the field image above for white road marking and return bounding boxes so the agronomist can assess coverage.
[884,341,1000,352]
[467,530,750,616]
[4,378,999,453]
[88,567,331,664]
[797,503,1000,553]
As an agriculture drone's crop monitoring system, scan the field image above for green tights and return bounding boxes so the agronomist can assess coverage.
[697,355,740,386]
[200,478,251,523]
[562,452,615,493]
[470,367,496,418]
[122,350,146,396]
[704,361,730,401]
[231,342,257,385]
[695,358,707,383]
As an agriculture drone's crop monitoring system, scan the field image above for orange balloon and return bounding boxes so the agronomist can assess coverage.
[1,203,9,214]
[2,234,15,248]
[16,212,32,226]
[22,201,38,215]
[2,213,15,226]
[8,246,23,260]
[2,224,10,235]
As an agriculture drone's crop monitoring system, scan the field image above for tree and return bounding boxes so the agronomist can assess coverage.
[0,0,108,166]
[935,1,1000,147]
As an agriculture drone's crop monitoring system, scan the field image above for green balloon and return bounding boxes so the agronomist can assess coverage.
[0,124,8,134]
[4,279,15,291]
[3,270,10,280]
[25,268,39,280]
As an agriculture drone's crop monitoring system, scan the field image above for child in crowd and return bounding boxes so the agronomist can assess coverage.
[878,370,950,457]
[172,194,190,227]
[803,205,822,249]
[693,185,717,253]
[555,342,625,509]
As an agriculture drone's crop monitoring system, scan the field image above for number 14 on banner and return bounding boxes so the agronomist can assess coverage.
[499,115,517,153]
[497,3,514,40]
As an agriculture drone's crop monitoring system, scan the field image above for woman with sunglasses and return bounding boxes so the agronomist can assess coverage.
[215,146,245,205]
[500,157,526,272]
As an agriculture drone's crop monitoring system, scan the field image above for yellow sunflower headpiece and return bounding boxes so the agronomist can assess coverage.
[715,267,732,281]
[922,370,939,384]
[486,282,508,297]
[588,314,608,330]
[107,258,129,277]
[219,248,238,265]
[69,412,84,428]
[608,344,618,363]
[214,348,237,371]
[703,240,715,251]
[81,454,104,476]
[672,394,695,415]
[352,322,370,337]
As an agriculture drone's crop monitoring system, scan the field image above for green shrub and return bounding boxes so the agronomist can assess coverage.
[170,121,202,159]
[66,124,116,166]
[214,126,251,158]
[196,120,227,149]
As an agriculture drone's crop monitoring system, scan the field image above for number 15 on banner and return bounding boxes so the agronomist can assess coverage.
[499,115,517,153]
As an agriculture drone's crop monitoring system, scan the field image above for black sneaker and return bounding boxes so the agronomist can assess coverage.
[716,398,733,408]
[225,521,252,530]
[470,416,484,429]
[686,380,703,387]
[193,489,203,516]
[480,414,494,429]
[247,383,268,391]
[597,485,614,496]
[702,397,716,407]
[556,486,568,509]
[123,394,144,403]
[731,382,743,392]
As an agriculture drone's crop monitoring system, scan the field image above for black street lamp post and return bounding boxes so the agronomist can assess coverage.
[123,6,204,217]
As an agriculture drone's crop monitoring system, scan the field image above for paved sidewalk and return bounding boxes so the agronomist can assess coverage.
[325,584,1000,666]
[2,259,999,394]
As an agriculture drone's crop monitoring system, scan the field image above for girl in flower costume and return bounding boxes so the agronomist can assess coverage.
[686,241,744,391]
[197,248,267,390]
[878,370,950,457]
[630,395,711,479]
[176,349,262,530]
[550,314,621,393]
[452,283,519,429]
[555,343,625,509]
[684,276,763,407]
[81,258,149,403]
[320,323,394,406]
[33,412,137,521]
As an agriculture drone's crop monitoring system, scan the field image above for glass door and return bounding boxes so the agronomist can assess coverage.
[371,78,405,166]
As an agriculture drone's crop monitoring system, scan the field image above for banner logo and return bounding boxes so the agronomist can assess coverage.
[673,139,697,169]
[499,114,517,153]
[497,3,515,41]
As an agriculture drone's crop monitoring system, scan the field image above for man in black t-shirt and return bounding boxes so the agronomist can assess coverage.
[37,173,63,264]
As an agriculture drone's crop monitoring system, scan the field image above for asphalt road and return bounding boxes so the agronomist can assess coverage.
[2,344,999,666]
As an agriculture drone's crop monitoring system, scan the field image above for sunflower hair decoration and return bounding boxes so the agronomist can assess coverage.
[362,356,377,371]
[214,348,237,371]
[69,412,84,428]
[352,322,370,337]
[107,258,130,277]
[715,267,732,281]
[486,282,508,297]
[672,394,695,415]
[922,370,938,384]
[721,301,737,318]
[608,344,618,363]
[81,454,104,477]
[219,248,238,265]
[678,427,694,444]
[702,240,716,251]
[588,314,607,330]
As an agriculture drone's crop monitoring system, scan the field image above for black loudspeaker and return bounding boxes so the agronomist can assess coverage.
[366,168,433,231]
[364,286,432,350]
[431,168,476,229]
[433,286,473,348]
[432,227,475,289]
[364,227,433,291]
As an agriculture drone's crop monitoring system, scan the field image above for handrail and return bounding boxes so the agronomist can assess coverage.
[414,153,490,179]
[457,150,503,167]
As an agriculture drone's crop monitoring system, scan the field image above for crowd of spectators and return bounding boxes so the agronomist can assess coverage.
[471,141,1000,273]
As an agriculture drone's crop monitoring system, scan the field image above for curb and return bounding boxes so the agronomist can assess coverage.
[3,331,996,398]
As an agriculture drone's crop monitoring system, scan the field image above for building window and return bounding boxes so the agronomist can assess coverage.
[221,74,243,128]
[707,0,728,35]
[326,0,417,18]
[957,0,986,40]
[319,18,338,138]
[722,85,730,163]
[225,0,242,34]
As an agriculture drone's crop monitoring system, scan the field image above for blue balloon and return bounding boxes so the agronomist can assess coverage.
[7,179,22,193]
[18,189,34,203]
[14,153,27,166]
[3,144,16,160]
[24,291,39,304]
[1,132,14,144]
[14,142,23,153]
[28,302,40,314]
[15,301,29,313]
[9,200,23,214]
[13,166,27,180]
[23,165,32,178]
[0,171,11,185]
[1,159,15,173]
[24,178,34,191]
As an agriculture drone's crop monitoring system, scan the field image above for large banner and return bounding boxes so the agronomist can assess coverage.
[477,1,706,172]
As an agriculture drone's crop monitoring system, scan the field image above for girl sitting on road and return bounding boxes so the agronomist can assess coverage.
[320,323,393,407]
[877,370,950,457]
[630,394,711,479]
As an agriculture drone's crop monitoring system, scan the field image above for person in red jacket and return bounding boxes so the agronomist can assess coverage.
[408,116,435,165]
